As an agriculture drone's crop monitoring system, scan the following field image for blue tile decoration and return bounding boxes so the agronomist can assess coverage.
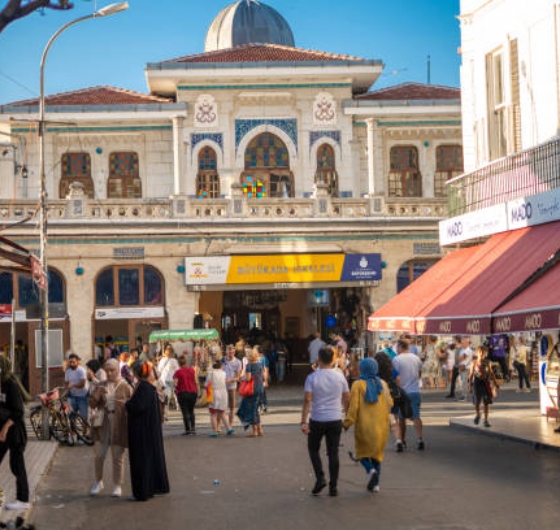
[235,119,297,152]
[191,133,223,152]
[310,130,341,149]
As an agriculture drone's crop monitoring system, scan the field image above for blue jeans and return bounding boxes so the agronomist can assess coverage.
[68,394,88,420]
[360,458,381,486]
[275,360,286,382]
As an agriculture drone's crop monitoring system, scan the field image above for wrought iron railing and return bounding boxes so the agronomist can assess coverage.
[447,136,560,216]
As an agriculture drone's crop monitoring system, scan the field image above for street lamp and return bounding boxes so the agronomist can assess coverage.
[38,2,128,438]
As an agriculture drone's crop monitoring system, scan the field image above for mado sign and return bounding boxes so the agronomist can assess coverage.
[508,187,560,230]
[439,204,508,246]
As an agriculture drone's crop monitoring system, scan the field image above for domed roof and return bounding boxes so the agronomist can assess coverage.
[205,0,295,52]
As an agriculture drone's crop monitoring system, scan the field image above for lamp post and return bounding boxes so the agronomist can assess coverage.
[39,2,128,438]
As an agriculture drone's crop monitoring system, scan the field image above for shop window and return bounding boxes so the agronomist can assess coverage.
[397,260,438,293]
[435,145,463,197]
[107,152,142,198]
[315,143,338,197]
[388,146,422,197]
[17,269,65,307]
[0,272,13,304]
[59,152,94,198]
[144,266,163,305]
[95,265,165,308]
[241,133,294,198]
[118,268,140,306]
[96,268,114,306]
[196,147,220,198]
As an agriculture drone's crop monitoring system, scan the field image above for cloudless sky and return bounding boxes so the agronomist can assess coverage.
[0,0,461,104]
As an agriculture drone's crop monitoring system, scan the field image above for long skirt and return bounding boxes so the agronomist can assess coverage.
[237,394,260,429]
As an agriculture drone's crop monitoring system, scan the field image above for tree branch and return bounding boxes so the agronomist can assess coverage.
[0,1,74,35]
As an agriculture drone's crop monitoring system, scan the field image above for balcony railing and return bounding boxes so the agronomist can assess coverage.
[447,135,560,217]
[0,194,447,224]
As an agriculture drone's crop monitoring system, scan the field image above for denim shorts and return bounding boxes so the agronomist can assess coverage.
[407,392,422,420]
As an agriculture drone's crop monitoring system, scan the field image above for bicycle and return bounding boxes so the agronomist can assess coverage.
[29,387,94,446]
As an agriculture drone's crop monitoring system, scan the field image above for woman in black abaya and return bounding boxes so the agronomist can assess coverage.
[126,361,170,501]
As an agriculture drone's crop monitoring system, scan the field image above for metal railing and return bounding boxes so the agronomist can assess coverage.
[447,136,560,217]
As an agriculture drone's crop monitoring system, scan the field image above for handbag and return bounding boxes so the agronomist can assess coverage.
[90,407,105,428]
[238,378,254,398]
[205,379,213,403]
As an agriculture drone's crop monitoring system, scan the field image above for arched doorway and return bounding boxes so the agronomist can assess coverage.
[241,133,294,198]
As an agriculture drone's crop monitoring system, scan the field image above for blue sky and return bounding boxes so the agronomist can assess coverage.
[0,0,461,104]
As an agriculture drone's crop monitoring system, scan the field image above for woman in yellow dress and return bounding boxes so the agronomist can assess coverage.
[343,358,393,492]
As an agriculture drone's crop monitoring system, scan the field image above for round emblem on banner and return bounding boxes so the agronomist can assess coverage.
[325,315,337,328]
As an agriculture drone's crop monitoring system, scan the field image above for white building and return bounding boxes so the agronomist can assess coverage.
[0,0,461,393]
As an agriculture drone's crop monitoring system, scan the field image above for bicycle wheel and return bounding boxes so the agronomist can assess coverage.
[70,413,94,446]
[51,412,73,446]
[29,406,45,440]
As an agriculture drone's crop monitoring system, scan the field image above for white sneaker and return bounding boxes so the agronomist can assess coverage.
[373,485,380,493]
[111,486,122,498]
[5,500,30,510]
[90,481,104,496]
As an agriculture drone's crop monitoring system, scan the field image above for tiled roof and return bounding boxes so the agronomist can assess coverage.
[161,43,367,64]
[6,86,173,107]
[356,82,460,101]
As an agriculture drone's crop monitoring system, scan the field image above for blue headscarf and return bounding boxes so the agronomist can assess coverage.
[358,358,383,404]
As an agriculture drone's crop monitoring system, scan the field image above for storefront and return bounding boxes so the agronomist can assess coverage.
[186,253,381,359]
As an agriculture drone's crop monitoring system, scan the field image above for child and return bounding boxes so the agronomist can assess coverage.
[206,359,234,437]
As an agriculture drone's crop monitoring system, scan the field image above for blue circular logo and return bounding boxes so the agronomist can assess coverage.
[325,315,337,328]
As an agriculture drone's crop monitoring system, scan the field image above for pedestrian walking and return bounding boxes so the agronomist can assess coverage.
[468,346,500,428]
[421,336,440,389]
[343,358,392,493]
[88,359,133,498]
[173,355,199,436]
[0,355,31,511]
[392,339,425,451]
[222,345,242,427]
[64,353,89,422]
[445,341,459,397]
[457,337,474,401]
[300,347,350,497]
[206,358,234,437]
[511,336,531,392]
[157,345,179,414]
[237,348,265,437]
[126,361,170,501]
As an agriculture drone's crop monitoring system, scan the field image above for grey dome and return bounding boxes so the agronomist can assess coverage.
[205,0,295,52]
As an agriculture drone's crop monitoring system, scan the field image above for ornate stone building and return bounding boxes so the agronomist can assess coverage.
[0,0,461,393]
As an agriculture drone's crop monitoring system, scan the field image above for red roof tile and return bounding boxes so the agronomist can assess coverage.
[161,43,367,64]
[7,86,172,107]
[357,82,460,101]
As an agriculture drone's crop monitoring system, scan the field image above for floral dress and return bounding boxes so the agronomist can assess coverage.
[422,344,440,379]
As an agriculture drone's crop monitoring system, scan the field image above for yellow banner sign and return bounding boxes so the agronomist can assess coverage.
[226,254,344,284]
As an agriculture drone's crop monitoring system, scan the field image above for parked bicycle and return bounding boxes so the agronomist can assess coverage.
[29,387,93,446]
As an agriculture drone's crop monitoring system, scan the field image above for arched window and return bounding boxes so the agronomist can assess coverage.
[241,133,294,198]
[397,260,438,293]
[196,147,220,198]
[95,265,164,308]
[17,269,65,306]
[435,145,464,197]
[60,152,94,198]
[388,146,422,197]
[315,143,338,197]
[107,152,142,198]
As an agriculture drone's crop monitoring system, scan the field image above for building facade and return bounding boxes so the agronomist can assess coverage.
[0,0,461,393]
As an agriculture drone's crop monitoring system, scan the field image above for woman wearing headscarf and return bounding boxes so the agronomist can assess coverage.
[126,360,170,501]
[343,358,393,493]
[88,358,133,497]
[0,355,31,510]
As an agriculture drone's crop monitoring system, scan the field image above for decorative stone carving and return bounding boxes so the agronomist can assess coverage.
[313,92,337,126]
[194,94,218,128]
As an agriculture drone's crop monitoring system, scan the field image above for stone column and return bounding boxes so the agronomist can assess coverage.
[172,116,185,195]
[366,119,378,196]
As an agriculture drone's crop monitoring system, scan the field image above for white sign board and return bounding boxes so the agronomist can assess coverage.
[507,187,560,230]
[439,204,508,246]
[95,307,165,320]
[35,328,64,368]
[184,256,231,286]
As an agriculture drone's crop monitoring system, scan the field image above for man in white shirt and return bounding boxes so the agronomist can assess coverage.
[308,332,325,367]
[392,339,424,452]
[301,347,349,497]
[223,344,242,427]
[457,337,474,401]
[65,353,89,421]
